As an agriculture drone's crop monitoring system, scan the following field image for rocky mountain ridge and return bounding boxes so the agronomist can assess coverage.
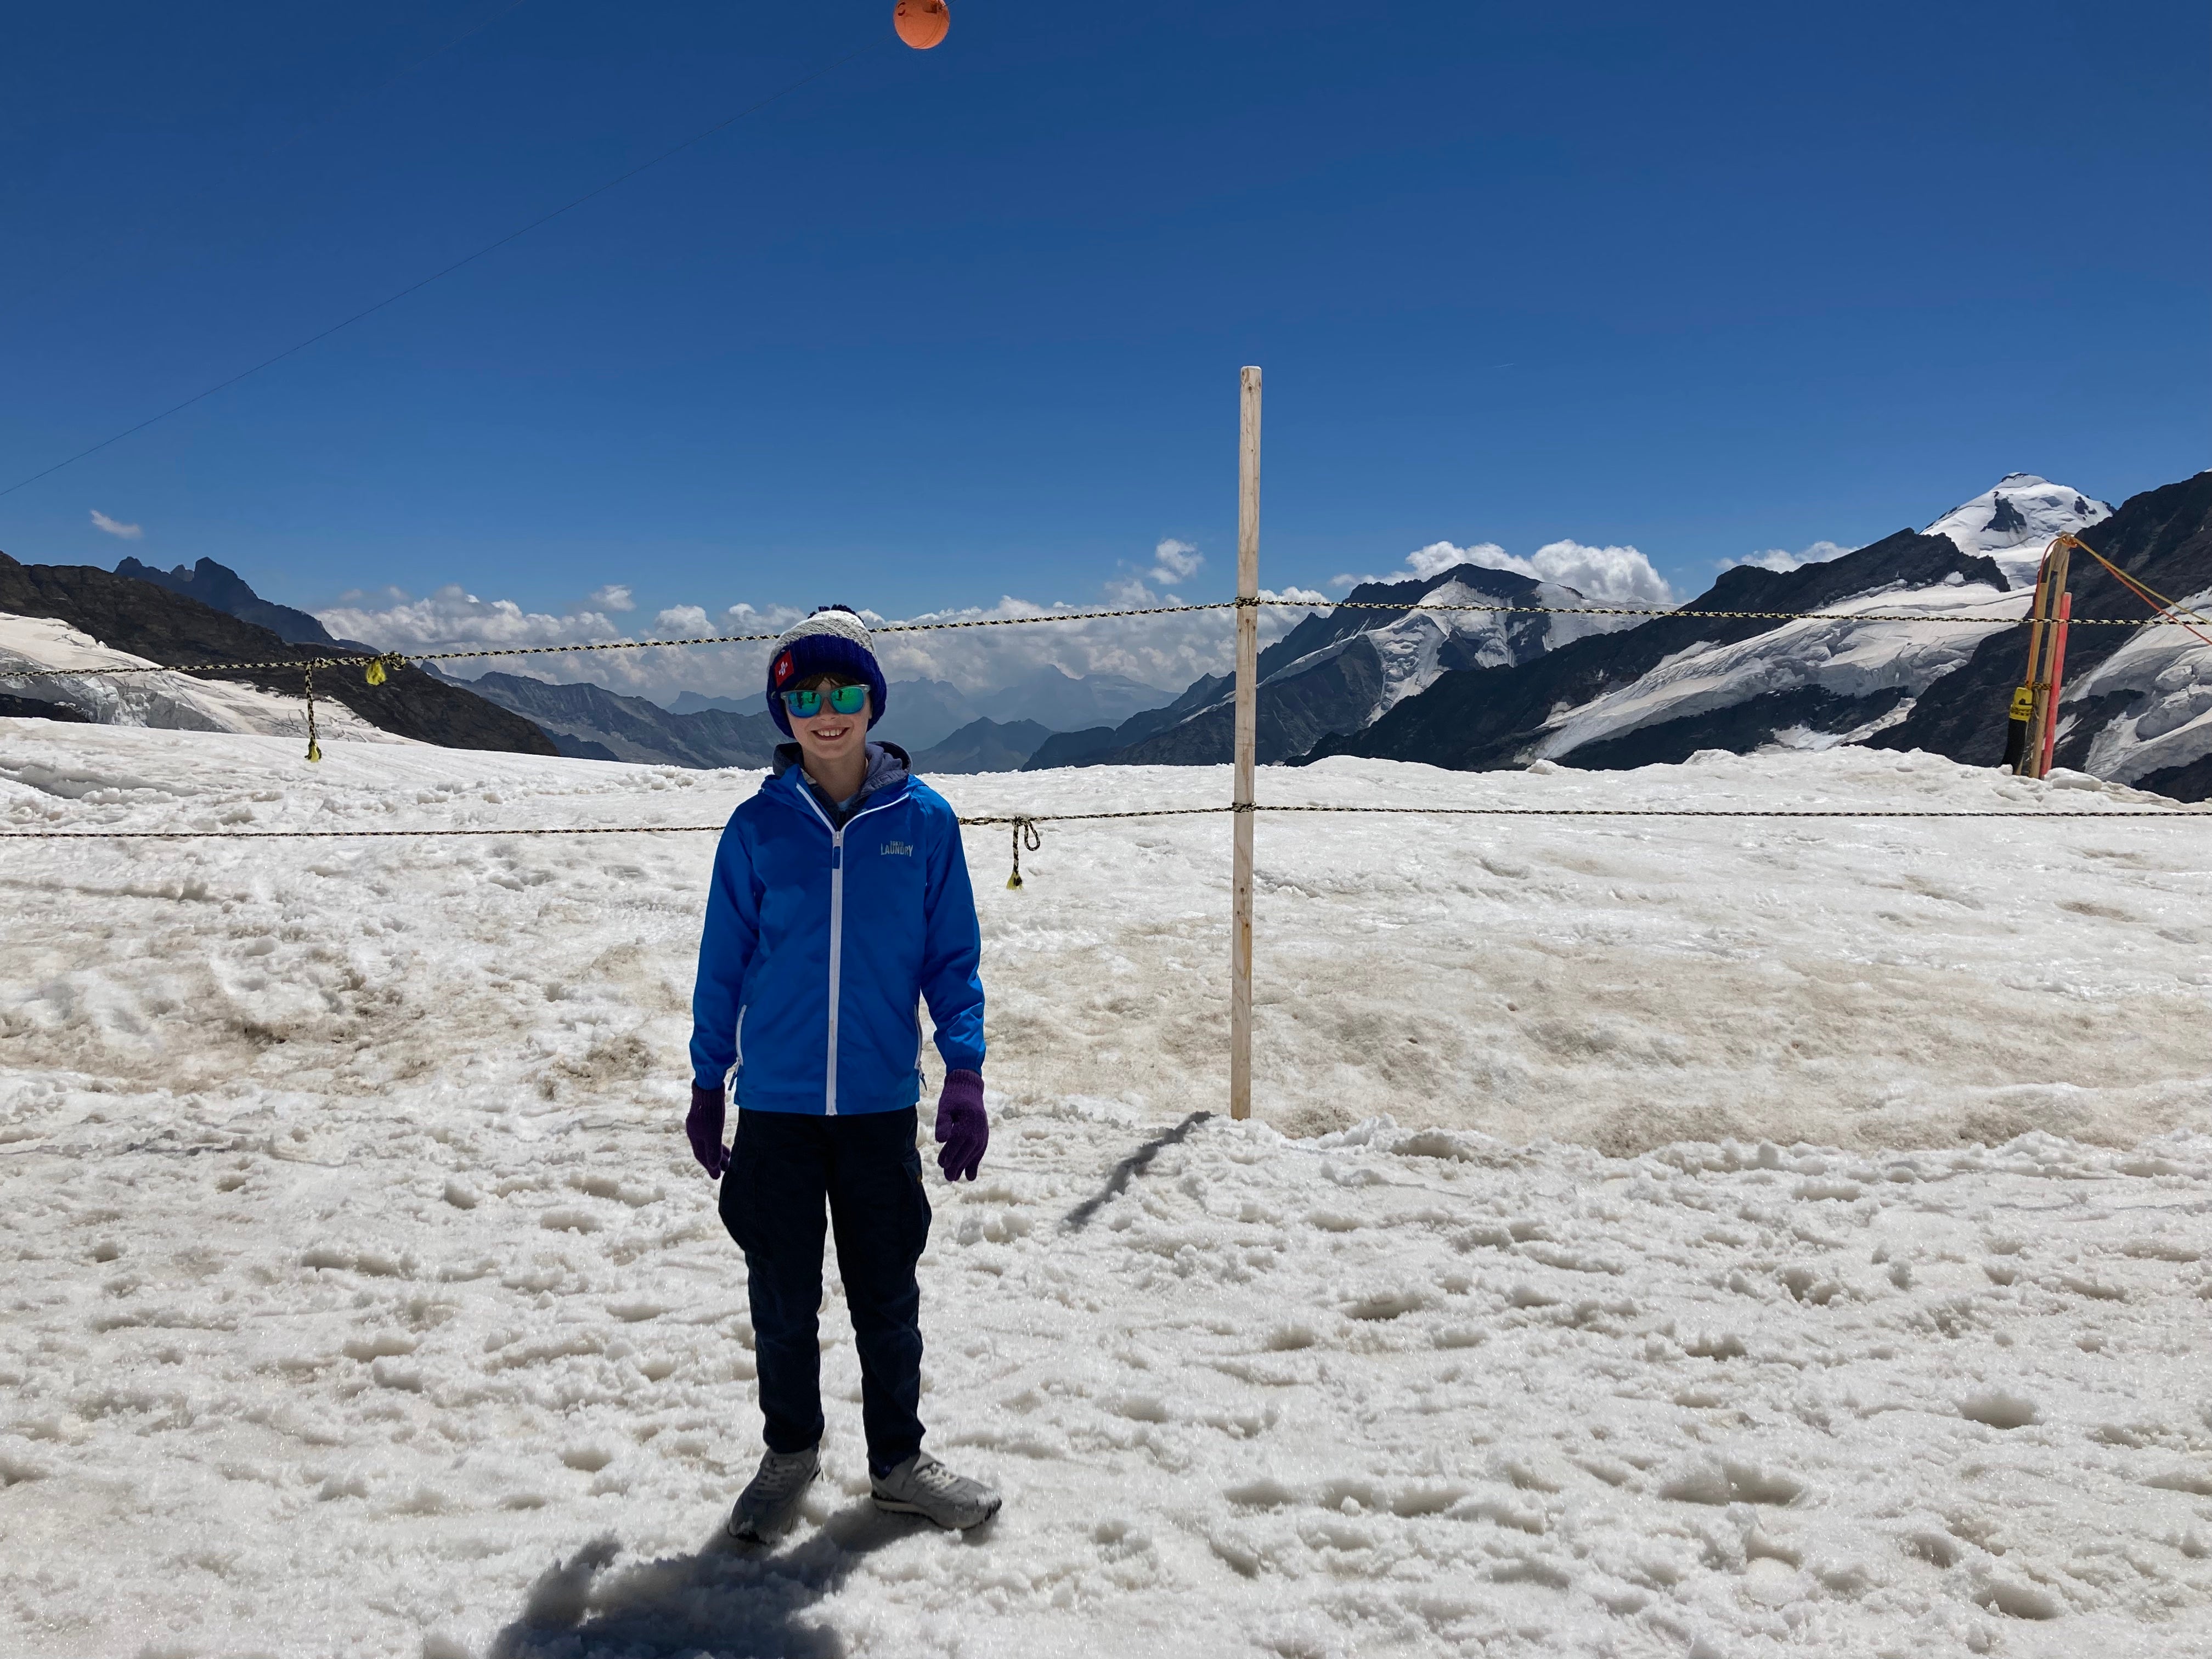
[0,553,556,755]
[443,669,783,768]
[1306,472,2212,800]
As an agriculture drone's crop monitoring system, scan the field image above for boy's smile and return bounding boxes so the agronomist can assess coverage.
[788,680,872,799]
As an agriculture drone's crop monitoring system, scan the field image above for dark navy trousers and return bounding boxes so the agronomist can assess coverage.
[717,1107,933,1475]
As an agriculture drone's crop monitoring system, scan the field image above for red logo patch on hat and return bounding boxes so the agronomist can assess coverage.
[772,650,794,686]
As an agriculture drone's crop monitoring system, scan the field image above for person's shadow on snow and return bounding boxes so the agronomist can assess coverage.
[486,1498,955,1659]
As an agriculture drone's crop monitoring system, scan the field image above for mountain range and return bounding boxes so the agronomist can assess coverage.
[454,663,1176,771]
[1305,474,2212,799]
[1018,563,1647,770]
[435,669,783,766]
[0,554,554,755]
[113,556,345,647]
[0,552,1182,775]
[5,472,2204,799]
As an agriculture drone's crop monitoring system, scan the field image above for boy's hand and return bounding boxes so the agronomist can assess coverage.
[687,1084,727,1178]
[935,1071,989,1182]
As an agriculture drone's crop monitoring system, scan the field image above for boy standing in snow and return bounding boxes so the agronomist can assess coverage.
[685,606,1000,1541]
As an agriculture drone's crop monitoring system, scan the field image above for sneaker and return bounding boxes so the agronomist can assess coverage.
[726,1445,820,1543]
[870,1452,1002,1531]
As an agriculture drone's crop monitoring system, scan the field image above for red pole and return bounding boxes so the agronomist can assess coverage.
[2039,591,2073,777]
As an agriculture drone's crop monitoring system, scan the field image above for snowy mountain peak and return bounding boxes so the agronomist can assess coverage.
[1921,476,2111,585]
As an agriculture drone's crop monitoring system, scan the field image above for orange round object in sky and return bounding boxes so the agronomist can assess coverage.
[894,0,949,50]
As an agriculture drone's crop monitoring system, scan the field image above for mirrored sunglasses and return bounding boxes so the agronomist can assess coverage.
[781,684,868,719]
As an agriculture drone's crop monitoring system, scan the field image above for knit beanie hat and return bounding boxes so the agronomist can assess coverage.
[765,605,889,737]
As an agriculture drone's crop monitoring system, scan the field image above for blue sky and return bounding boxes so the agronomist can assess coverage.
[3,0,2205,694]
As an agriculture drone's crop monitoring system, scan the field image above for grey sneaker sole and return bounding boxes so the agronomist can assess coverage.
[727,1471,818,1543]
[871,1491,1003,1530]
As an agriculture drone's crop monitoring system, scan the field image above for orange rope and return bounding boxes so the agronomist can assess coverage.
[2056,534,2212,649]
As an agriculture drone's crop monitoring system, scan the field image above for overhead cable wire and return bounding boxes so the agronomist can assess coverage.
[0,36,880,501]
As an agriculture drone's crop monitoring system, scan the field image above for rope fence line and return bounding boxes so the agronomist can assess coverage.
[6,805,2202,840]
[2,798,2199,858]
[4,801,2200,887]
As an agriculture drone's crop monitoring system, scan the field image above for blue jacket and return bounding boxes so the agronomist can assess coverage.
[689,743,985,1115]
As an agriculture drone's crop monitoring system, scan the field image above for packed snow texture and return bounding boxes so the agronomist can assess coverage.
[1921,476,2112,588]
[3,724,2210,1658]
[0,613,404,746]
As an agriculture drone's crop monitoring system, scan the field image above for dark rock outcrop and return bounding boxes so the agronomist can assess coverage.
[114,556,340,646]
[1023,725,1121,769]
[0,692,91,722]
[1984,495,2028,538]
[0,552,557,755]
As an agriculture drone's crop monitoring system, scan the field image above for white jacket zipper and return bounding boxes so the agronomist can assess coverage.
[796,785,905,1118]
[825,823,845,1115]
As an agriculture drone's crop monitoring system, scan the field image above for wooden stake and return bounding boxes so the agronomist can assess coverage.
[2012,548,2059,777]
[2026,539,2072,778]
[2039,590,2073,777]
[1231,366,1261,1122]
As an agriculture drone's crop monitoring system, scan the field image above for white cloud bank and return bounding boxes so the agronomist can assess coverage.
[316,576,1328,706]
[1336,537,1677,607]
[90,509,142,540]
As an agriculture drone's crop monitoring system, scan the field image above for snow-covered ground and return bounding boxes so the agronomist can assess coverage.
[3,722,2209,1658]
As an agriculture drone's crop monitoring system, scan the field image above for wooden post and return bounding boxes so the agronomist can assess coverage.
[2038,590,2074,777]
[2010,545,2059,777]
[2024,539,2071,778]
[1231,366,1261,1122]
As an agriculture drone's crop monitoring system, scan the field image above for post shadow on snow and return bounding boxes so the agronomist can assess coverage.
[484,1498,956,1659]
[1061,1110,1213,1231]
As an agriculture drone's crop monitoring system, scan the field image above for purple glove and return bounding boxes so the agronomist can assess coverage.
[687,1084,727,1178]
[934,1070,988,1182]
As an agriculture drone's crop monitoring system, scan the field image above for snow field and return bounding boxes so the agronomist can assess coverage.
[3,723,2210,1656]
